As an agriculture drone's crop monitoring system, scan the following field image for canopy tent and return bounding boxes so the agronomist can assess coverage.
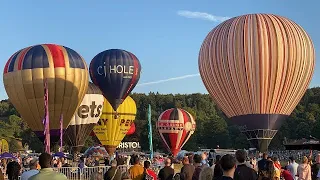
[284,138,320,150]
[0,152,17,159]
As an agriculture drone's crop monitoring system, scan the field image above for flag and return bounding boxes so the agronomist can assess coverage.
[60,114,63,152]
[148,104,153,159]
[43,79,50,153]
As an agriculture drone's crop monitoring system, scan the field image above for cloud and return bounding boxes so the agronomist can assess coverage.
[177,10,230,22]
[136,73,200,87]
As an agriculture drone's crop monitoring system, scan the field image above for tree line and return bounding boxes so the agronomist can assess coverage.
[0,87,320,153]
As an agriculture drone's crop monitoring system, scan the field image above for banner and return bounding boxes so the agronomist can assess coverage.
[43,79,50,153]
[117,142,141,149]
[60,114,63,152]
[69,95,104,126]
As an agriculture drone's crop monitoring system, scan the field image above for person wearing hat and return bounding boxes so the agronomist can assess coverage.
[104,160,122,180]
[20,158,39,180]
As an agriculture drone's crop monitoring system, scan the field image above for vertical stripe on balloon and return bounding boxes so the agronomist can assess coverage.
[17,47,32,70]
[46,44,66,68]
[4,52,17,74]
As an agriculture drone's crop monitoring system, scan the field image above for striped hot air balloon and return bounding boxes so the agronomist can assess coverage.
[157,108,196,157]
[64,82,104,153]
[198,14,315,152]
[3,44,89,144]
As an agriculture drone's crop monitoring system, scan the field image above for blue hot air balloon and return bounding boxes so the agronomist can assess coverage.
[89,49,141,111]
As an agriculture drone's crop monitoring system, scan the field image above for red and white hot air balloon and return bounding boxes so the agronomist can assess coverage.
[157,108,196,157]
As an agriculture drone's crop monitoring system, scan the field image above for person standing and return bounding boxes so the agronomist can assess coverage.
[180,156,195,180]
[20,158,39,180]
[297,156,311,180]
[144,161,157,180]
[213,155,223,178]
[6,160,20,180]
[104,157,110,166]
[281,167,294,180]
[258,153,269,174]
[192,154,203,180]
[29,153,67,180]
[287,156,299,180]
[201,152,209,167]
[78,157,86,169]
[104,160,122,180]
[311,154,320,180]
[273,157,281,180]
[199,167,214,180]
[213,154,237,180]
[233,150,257,180]
[129,156,144,180]
[158,158,174,180]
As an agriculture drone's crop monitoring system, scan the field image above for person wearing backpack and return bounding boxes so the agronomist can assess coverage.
[234,150,257,180]
[143,161,157,180]
[104,160,122,180]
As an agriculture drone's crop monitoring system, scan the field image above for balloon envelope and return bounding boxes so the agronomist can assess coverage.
[89,49,141,111]
[93,96,136,155]
[84,145,108,158]
[157,108,196,157]
[198,14,315,152]
[64,82,104,152]
[3,44,89,143]
[0,139,9,153]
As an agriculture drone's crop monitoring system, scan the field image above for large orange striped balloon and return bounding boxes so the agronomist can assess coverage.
[199,14,315,152]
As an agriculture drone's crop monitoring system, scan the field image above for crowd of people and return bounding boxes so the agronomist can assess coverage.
[1,150,320,180]
[177,150,320,180]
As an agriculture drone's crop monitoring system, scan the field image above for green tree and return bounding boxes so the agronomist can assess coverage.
[9,139,20,153]
[0,101,10,117]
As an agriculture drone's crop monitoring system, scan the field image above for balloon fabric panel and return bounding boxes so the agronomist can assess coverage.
[3,44,89,143]
[178,110,194,149]
[157,109,173,152]
[198,14,315,118]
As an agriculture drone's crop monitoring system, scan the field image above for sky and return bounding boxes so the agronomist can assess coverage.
[0,0,319,100]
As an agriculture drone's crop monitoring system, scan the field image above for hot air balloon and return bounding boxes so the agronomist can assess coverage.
[93,96,136,155]
[157,108,196,157]
[198,14,315,152]
[0,139,9,153]
[64,82,104,153]
[126,123,136,135]
[89,49,141,111]
[3,44,89,144]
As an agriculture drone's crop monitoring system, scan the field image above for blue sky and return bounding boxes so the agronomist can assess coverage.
[0,0,319,100]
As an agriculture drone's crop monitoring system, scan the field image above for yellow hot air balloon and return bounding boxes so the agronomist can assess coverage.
[3,44,89,144]
[1,139,9,153]
[93,96,136,155]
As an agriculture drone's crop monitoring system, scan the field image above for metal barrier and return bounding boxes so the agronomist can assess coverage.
[19,165,160,180]
[52,165,131,180]
[54,167,81,180]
